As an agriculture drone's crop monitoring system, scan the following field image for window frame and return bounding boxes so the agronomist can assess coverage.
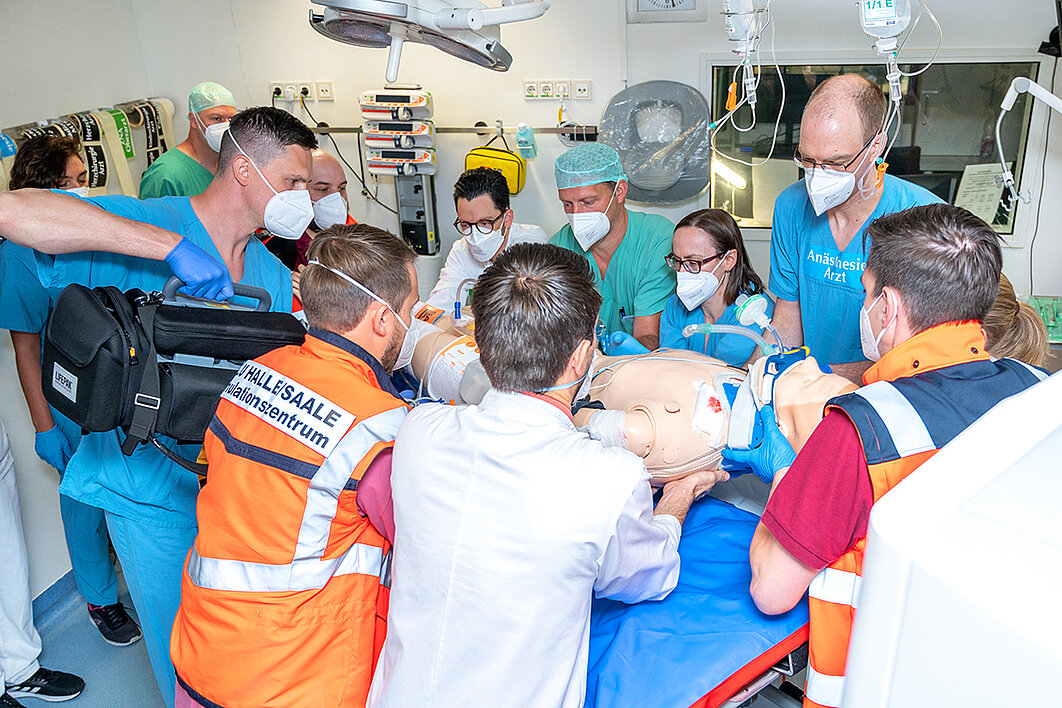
[698,49,1054,249]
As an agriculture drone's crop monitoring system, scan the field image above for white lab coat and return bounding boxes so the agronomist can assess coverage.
[425,223,548,309]
[0,418,43,687]
[369,390,681,708]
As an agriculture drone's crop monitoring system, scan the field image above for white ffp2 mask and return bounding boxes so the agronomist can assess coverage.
[465,227,506,263]
[675,253,729,311]
[65,186,89,198]
[312,191,348,230]
[230,133,313,240]
[804,167,856,217]
[193,111,229,153]
[859,293,894,362]
[568,186,617,251]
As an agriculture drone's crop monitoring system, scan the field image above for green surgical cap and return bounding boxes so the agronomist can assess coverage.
[189,82,236,114]
[555,142,626,190]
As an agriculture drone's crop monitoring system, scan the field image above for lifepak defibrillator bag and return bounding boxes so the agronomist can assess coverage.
[43,277,306,469]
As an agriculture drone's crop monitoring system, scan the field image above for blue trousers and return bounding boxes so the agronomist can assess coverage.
[104,511,196,708]
[58,493,117,607]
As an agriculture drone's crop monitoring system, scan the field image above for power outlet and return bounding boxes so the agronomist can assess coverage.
[539,81,555,98]
[574,80,592,100]
[295,82,314,101]
[316,80,335,101]
[269,82,294,101]
[555,80,572,99]
[523,80,539,99]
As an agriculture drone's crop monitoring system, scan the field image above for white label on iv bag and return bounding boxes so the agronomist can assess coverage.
[862,0,898,22]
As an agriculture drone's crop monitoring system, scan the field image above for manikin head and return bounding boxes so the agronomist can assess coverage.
[797,74,888,213]
[214,107,317,234]
[300,224,418,372]
[188,81,237,154]
[453,167,514,263]
[860,204,1003,361]
[9,135,87,191]
[473,243,602,402]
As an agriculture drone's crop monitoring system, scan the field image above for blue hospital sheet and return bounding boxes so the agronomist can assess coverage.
[587,497,809,708]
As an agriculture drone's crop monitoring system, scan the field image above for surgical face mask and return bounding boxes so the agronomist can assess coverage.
[230,133,313,240]
[675,253,729,311]
[567,186,617,251]
[307,259,414,372]
[859,292,894,362]
[65,186,89,198]
[312,191,348,230]
[193,111,229,153]
[465,226,506,263]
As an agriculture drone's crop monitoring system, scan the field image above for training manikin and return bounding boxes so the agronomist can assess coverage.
[406,306,857,487]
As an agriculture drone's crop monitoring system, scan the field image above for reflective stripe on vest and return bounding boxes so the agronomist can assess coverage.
[808,567,862,610]
[851,382,936,457]
[187,542,384,593]
[187,406,406,593]
[805,665,845,708]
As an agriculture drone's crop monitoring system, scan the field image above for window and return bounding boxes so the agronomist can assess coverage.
[704,59,1041,236]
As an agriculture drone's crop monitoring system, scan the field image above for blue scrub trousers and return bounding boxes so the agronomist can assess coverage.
[58,492,117,607]
[104,511,197,708]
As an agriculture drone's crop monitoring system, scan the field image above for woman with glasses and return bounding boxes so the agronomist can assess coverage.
[659,209,774,366]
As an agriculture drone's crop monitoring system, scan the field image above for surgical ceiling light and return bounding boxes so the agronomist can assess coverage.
[309,0,550,83]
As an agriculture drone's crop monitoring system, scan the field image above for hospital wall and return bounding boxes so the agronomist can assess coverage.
[0,0,1058,598]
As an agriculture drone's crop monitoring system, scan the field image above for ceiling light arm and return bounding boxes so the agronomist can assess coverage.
[434,0,549,30]
[997,77,1062,209]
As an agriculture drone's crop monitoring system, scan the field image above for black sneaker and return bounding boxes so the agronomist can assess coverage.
[6,668,84,702]
[0,693,24,708]
[88,602,143,646]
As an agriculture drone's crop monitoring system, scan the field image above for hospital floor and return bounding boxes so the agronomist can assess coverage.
[32,574,165,708]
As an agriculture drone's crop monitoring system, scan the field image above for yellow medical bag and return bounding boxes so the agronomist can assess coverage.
[465,139,526,194]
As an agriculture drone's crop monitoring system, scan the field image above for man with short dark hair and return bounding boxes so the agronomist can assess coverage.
[171,224,415,708]
[0,105,315,706]
[770,74,942,382]
[728,204,1047,708]
[370,243,728,708]
[425,166,546,309]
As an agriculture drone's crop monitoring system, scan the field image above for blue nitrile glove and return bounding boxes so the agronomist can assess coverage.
[34,425,73,473]
[164,237,234,301]
[608,331,651,355]
[720,404,795,484]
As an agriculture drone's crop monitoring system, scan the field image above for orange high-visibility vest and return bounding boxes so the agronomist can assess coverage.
[171,330,407,708]
[801,322,1045,708]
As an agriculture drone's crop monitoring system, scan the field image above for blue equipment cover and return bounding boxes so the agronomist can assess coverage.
[587,497,809,708]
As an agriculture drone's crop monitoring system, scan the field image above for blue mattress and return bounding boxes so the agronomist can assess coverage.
[587,496,809,708]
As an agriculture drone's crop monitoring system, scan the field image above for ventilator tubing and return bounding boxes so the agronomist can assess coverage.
[681,323,777,355]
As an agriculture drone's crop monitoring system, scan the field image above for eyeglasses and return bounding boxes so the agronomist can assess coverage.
[454,211,505,236]
[793,131,877,172]
[664,252,725,274]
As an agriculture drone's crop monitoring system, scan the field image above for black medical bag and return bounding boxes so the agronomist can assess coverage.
[42,277,306,471]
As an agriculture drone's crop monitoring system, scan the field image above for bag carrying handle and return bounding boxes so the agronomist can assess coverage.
[484,133,512,151]
[162,276,272,312]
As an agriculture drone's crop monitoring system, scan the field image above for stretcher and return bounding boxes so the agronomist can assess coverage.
[587,496,809,708]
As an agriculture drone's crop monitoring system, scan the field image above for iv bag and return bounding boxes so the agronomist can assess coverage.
[859,0,911,40]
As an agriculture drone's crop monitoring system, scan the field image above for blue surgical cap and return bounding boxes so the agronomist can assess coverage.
[555,142,626,190]
[189,82,236,114]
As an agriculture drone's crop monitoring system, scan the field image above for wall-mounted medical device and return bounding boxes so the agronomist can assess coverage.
[359,90,434,120]
[309,0,550,83]
[363,120,435,148]
[365,148,437,176]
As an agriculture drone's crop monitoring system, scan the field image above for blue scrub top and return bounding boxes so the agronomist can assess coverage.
[659,291,775,367]
[550,210,676,336]
[35,194,292,527]
[0,242,84,447]
[768,174,941,365]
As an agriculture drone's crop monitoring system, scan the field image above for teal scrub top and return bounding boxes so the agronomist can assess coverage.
[40,194,293,527]
[659,291,775,367]
[550,210,675,336]
[769,174,942,365]
[139,148,213,198]
[0,241,82,447]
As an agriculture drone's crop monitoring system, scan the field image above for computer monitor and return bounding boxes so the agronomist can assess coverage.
[843,371,1062,707]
